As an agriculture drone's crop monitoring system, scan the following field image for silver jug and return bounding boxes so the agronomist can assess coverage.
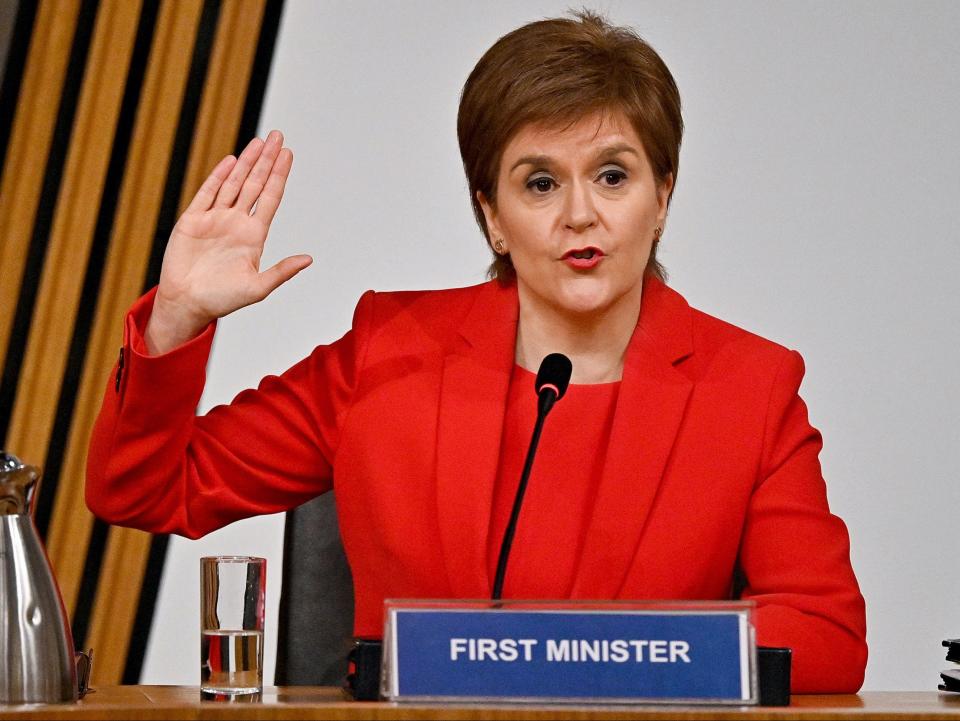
[0,452,77,704]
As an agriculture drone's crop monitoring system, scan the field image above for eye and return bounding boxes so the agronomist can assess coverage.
[598,168,627,187]
[526,175,556,194]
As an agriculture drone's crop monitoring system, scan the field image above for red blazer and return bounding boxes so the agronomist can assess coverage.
[86,277,867,693]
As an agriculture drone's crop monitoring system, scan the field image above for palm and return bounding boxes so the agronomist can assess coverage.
[150,131,311,349]
[164,204,273,319]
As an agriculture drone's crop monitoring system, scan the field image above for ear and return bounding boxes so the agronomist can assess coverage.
[477,191,504,246]
[656,173,674,223]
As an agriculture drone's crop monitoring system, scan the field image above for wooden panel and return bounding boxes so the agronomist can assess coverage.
[82,0,269,685]
[46,0,205,621]
[180,0,267,214]
[4,0,141,467]
[0,0,80,376]
[84,527,154,683]
[0,0,279,689]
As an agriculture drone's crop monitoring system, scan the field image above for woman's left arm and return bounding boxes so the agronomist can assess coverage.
[740,350,867,693]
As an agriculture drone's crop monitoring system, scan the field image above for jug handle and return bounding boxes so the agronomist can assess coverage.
[75,649,94,698]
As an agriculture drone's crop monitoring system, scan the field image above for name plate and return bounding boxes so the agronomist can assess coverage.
[382,600,757,704]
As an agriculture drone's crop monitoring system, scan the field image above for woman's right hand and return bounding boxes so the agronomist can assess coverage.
[144,130,312,355]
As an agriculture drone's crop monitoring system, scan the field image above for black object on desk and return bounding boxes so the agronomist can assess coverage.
[757,647,792,706]
[939,639,960,691]
[346,639,383,702]
[943,639,960,665]
[345,640,792,706]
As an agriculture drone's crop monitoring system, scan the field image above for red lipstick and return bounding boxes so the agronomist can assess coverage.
[562,246,604,269]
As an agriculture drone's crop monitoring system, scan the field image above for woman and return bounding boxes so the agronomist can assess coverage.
[86,12,867,693]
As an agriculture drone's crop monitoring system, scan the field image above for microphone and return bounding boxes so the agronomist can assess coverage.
[492,353,572,601]
[535,352,572,416]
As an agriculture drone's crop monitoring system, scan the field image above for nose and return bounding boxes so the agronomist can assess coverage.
[561,179,598,232]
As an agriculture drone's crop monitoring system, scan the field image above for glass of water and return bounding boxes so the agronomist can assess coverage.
[200,556,265,700]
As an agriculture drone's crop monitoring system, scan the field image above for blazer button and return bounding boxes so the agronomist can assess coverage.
[115,347,124,392]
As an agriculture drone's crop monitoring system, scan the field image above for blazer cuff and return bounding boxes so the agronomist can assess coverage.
[119,286,217,401]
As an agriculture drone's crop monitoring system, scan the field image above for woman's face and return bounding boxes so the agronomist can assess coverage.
[479,111,672,319]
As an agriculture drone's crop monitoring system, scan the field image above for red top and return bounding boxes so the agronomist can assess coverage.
[488,366,620,597]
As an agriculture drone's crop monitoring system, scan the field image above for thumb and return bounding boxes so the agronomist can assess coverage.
[255,254,313,299]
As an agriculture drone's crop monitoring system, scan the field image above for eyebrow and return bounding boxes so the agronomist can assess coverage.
[509,143,641,173]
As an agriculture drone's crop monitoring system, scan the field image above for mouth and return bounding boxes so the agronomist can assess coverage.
[563,247,602,259]
[561,246,605,269]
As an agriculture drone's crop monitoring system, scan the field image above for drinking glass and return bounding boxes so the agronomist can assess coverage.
[200,556,265,699]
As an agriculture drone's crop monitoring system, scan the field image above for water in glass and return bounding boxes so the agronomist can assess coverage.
[200,628,263,696]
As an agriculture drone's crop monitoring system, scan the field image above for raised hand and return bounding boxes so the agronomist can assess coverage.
[144,130,312,355]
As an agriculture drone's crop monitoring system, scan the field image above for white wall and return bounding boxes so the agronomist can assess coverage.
[142,0,960,691]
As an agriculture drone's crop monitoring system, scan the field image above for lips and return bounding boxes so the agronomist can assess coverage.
[562,246,604,269]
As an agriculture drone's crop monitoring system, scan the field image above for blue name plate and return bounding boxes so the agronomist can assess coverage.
[383,601,757,704]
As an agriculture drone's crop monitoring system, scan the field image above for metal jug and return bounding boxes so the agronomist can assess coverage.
[0,452,77,703]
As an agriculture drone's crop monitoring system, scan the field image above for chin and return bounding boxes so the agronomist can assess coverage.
[553,286,615,317]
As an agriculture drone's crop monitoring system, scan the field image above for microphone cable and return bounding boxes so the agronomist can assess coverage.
[491,352,572,601]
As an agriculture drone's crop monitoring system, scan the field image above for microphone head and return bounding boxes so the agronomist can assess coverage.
[535,353,573,400]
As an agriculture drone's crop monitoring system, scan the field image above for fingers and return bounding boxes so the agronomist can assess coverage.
[186,155,237,214]
[214,136,264,208]
[255,254,313,300]
[253,147,293,226]
[186,131,288,216]
[237,130,284,212]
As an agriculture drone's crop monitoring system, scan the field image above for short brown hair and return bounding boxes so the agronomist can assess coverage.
[457,10,683,282]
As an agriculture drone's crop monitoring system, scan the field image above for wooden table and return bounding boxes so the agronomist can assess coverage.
[1,688,960,720]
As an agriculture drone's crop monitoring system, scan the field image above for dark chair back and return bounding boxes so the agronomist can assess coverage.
[275,493,355,685]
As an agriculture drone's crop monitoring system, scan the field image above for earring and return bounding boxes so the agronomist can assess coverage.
[654,226,663,241]
[494,238,505,254]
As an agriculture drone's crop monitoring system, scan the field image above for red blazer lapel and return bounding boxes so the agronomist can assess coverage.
[571,278,695,598]
[435,281,518,598]
[435,278,694,601]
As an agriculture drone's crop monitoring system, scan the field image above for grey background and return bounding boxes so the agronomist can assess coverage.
[142,1,960,691]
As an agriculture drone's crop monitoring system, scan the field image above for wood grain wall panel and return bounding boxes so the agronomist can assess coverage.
[0,0,80,377]
[1,0,283,684]
[46,0,206,618]
[180,0,266,213]
[4,0,141,467]
[85,526,154,683]
[84,0,271,685]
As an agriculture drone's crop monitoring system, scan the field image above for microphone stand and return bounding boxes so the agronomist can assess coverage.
[491,389,558,601]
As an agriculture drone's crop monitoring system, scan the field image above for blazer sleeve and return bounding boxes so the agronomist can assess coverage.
[85,287,374,539]
[741,350,868,693]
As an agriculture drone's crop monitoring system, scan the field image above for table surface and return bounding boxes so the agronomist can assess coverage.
[2,688,960,720]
